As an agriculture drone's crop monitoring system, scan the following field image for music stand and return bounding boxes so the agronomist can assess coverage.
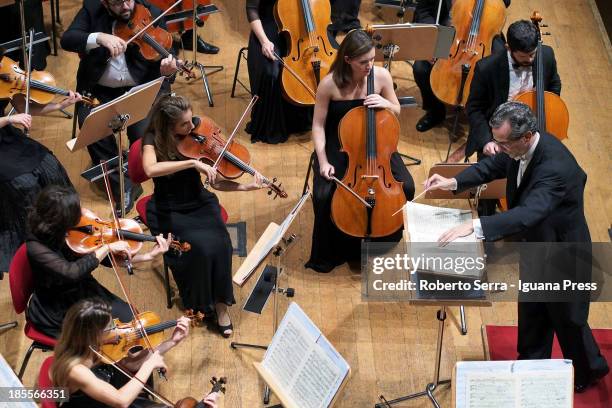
[375,201,491,408]
[66,77,164,216]
[230,191,311,405]
[369,23,455,166]
[182,3,222,107]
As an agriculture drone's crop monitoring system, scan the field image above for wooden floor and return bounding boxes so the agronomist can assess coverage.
[1,1,611,406]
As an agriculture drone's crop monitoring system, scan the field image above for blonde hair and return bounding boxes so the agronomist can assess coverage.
[330,30,375,89]
[144,93,192,162]
[51,299,112,388]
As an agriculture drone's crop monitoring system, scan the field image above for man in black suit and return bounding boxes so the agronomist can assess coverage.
[425,101,609,392]
[465,19,561,158]
[412,0,511,132]
[61,0,179,213]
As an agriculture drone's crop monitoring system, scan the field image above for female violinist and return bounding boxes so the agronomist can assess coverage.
[245,0,313,144]
[25,185,170,338]
[141,94,265,337]
[51,298,219,408]
[0,90,82,274]
[306,30,415,273]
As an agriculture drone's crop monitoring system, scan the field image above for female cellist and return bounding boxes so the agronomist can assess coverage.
[245,0,313,144]
[25,185,169,338]
[306,30,415,273]
[141,94,265,337]
[51,298,219,408]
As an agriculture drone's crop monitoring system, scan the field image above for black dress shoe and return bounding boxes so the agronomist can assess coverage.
[181,34,219,54]
[416,111,445,132]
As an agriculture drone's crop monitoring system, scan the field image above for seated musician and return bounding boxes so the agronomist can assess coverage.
[0,92,81,274]
[305,29,415,273]
[465,19,561,159]
[25,185,169,339]
[245,0,313,144]
[412,0,511,132]
[51,298,220,408]
[330,0,362,35]
[141,94,265,337]
[60,0,181,214]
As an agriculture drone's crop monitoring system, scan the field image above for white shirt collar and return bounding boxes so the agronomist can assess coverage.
[517,132,540,161]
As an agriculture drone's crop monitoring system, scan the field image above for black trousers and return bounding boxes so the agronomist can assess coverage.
[77,85,153,199]
[412,35,507,115]
[330,0,362,31]
[518,301,609,386]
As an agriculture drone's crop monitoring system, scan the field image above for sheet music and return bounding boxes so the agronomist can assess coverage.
[0,353,37,407]
[260,303,350,408]
[405,202,477,243]
[456,360,572,408]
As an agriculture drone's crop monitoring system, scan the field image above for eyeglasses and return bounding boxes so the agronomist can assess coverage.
[492,134,527,148]
[107,0,131,7]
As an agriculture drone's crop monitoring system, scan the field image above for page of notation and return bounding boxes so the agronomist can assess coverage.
[405,202,477,243]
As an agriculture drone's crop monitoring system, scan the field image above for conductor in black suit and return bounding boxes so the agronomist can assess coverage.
[412,0,511,132]
[465,19,561,158]
[61,0,179,213]
[425,101,609,392]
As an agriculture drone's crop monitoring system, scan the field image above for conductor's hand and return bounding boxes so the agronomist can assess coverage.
[96,33,127,57]
[319,162,335,180]
[8,113,32,129]
[364,94,391,110]
[193,160,217,185]
[160,55,180,76]
[483,141,501,157]
[424,174,456,191]
[261,40,276,60]
[437,221,474,246]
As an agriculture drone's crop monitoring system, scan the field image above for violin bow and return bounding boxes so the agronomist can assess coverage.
[89,346,176,406]
[99,161,167,380]
[124,0,184,47]
[211,95,259,172]
[272,51,316,98]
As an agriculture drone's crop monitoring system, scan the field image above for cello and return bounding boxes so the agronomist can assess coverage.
[514,12,569,140]
[430,0,507,107]
[274,0,337,106]
[330,69,406,238]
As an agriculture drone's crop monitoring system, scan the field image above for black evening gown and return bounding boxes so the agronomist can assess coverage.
[25,236,131,339]
[305,99,415,273]
[0,124,72,273]
[143,134,235,314]
[246,0,313,144]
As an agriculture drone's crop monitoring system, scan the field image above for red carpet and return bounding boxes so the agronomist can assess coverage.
[485,325,612,408]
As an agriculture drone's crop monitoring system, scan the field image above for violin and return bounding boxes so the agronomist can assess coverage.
[175,377,227,408]
[65,208,191,256]
[176,116,288,199]
[0,55,99,106]
[513,12,568,140]
[330,69,406,238]
[274,0,336,105]
[148,0,214,33]
[101,310,204,362]
[430,0,507,107]
[113,3,195,78]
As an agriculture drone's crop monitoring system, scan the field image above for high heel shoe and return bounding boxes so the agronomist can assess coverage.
[217,321,233,338]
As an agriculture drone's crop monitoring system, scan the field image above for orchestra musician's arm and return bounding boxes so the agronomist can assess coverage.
[10,92,82,116]
[545,46,561,95]
[312,75,334,180]
[68,351,167,408]
[466,62,500,156]
[246,0,275,60]
[364,67,400,116]
[60,5,94,53]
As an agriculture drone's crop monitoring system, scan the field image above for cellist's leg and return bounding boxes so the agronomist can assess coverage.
[413,60,446,132]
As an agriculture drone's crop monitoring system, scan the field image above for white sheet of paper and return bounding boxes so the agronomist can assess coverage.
[405,202,477,243]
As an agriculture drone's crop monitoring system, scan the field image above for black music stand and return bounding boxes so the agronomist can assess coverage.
[369,23,455,166]
[181,3,222,107]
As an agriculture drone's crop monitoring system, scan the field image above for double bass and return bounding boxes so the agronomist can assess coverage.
[330,70,406,238]
[430,0,507,107]
[274,0,337,105]
[514,12,569,140]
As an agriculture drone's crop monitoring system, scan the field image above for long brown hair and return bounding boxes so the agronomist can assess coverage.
[51,298,112,388]
[144,93,192,162]
[28,185,81,250]
[330,30,375,89]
